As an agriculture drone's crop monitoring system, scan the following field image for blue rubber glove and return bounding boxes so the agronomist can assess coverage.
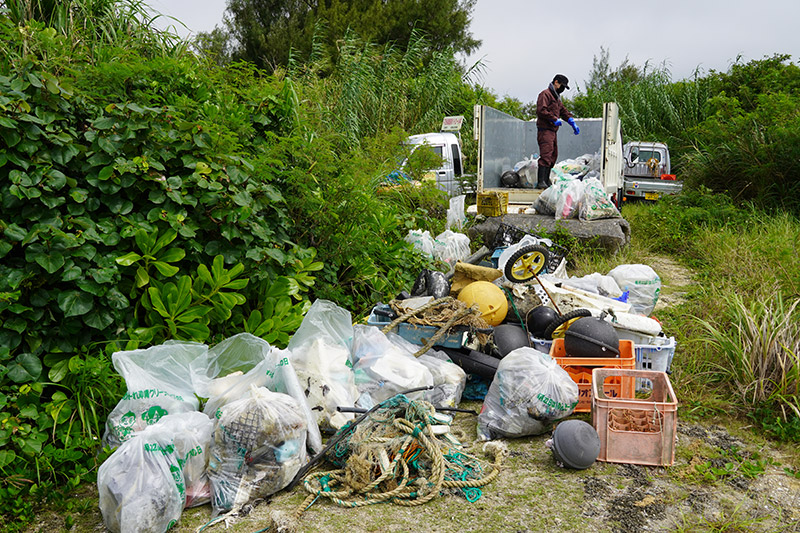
[553,118,562,127]
[568,117,580,135]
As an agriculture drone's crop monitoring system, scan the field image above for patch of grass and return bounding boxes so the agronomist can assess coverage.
[697,292,800,420]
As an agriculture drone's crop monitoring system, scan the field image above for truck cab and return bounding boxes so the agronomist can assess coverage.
[622,141,683,201]
[401,132,465,196]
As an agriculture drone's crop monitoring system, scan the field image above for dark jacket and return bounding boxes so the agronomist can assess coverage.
[536,84,573,131]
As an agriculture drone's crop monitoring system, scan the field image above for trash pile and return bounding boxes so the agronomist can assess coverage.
[98,217,678,532]
[519,154,622,221]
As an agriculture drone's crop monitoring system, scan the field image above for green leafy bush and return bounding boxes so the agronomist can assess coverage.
[0,54,318,522]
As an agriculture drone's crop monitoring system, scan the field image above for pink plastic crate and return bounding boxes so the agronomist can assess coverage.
[591,368,678,466]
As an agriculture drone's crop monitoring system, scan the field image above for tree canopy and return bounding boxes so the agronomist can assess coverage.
[199,0,481,69]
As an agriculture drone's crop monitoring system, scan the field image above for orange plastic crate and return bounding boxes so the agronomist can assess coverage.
[591,368,678,466]
[551,338,635,413]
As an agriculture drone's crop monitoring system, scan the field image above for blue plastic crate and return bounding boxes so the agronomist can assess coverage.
[634,336,676,391]
[367,304,467,349]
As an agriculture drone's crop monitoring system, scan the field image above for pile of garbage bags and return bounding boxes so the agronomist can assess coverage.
[97,300,471,532]
[533,154,621,221]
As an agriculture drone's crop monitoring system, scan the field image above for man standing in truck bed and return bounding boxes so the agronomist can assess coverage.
[536,74,580,188]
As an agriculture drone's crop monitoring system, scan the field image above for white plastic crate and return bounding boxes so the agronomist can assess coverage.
[529,336,553,355]
[634,336,676,392]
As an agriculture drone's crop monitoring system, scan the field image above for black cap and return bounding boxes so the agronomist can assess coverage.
[554,74,570,90]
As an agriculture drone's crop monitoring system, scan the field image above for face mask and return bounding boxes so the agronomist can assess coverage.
[556,85,566,94]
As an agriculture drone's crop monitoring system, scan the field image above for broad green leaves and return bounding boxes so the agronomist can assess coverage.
[115,228,184,288]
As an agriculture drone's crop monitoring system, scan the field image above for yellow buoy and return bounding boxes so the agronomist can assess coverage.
[457,281,508,326]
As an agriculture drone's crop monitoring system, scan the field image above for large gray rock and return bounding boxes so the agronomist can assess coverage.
[469,213,630,254]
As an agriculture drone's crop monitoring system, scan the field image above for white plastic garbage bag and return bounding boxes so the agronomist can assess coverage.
[405,229,436,259]
[433,230,470,266]
[608,264,661,316]
[171,412,215,508]
[385,332,466,408]
[199,333,323,455]
[478,348,578,440]
[98,412,213,533]
[287,300,358,431]
[534,174,574,216]
[103,341,208,448]
[579,177,621,221]
[351,325,434,409]
[561,272,623,299]
[514,156,538,188]
[555,178,585,220]
[208,387,307,516]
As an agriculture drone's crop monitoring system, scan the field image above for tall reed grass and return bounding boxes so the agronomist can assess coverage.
[289,29,477,149]
[698,293,800,420]
[571,64,710,150]
[1,0,188,69]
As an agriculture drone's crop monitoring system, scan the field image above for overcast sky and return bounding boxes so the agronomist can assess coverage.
[148,0,799,103]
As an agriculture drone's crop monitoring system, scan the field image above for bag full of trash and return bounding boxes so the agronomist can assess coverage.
[199,333,323,454]
[385,331,466,408]
[98,413,211,533]
[351,325,434,409]
[432,229,470,267]
[208,386,307,516]
[286,300,359,431]
[555,178,585,220]
[534,174,574,215]
[103,341,208,449]
[478,347,578,440]
[608,264,661,316]
[579,177,621,221]
[170,412,215,508]
[405,229,436,259]
[446,194,466,231]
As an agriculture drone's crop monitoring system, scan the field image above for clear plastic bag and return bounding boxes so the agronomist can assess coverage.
[555,178,585,220]
[561,272,623,298]
[433,230,470,266]
[287,299,354,354]
[383,331,466,408]
[553,158,588,176]
[199,333,323,454]
[534,174,574,215]
[608,264,662,316]
[171,412,215,508]
[351,325,434,408]
[103,341,208,448]
[208,387,307,516]
[287,300,358,431]
[446,194,466,231]
[405,229,436,259]
[478,348,578,440]
[513,156,538,188]
[98,412,213,533]
[579,176,621,221]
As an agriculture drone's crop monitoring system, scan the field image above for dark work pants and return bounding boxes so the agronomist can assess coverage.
[537,128,558,168]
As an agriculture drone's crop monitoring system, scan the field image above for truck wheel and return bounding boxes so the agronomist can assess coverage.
[504,245,550,283]
[543,308,592,339]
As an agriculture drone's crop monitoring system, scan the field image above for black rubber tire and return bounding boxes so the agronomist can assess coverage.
[504,244,550,282]
[440,347,499,379]
[543,308,593,340]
